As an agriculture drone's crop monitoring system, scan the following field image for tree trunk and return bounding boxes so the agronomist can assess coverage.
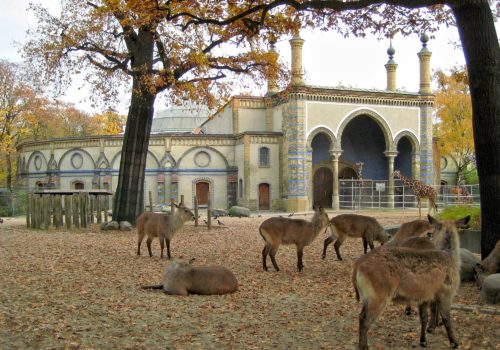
[112,85,156,225]
[452,1,500,259]
[6,152,12,191]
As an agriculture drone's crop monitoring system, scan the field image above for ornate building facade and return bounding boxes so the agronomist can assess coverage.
[16,34,435,212]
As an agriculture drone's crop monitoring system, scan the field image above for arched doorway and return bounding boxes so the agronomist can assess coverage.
[339,166,359,179]
[313,167,333,208]
[258,183,270,210]
[311,133,332,208]
[395,136,413,177]
[196,181,210,205]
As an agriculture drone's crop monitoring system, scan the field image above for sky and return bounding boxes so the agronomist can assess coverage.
[0,1,495,115]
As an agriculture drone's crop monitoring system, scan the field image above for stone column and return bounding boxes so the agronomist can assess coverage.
[418,33,432,95]
[385,151,398,209]
[243,134,251,206]
[330,150,342,210]
[385,42,397,91]
[285,96,309,212]
[306,146,313,204]
[289,33,305,86]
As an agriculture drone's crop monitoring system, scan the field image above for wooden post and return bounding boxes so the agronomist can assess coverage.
[170,198,175,214]
[103,195,108,223]
[80,192,87,228]
[64,195,72,229]
[96,195,102,224]
[89,195,94,224]
[207,191,211,230]
[72,193,80,229]
[32,194,39,229]
[26,193,32,228]
[43,195,51,230]
[149,191,153,211]
[54,195,62,228]
[180,194,185,207]
[194,196,199,227]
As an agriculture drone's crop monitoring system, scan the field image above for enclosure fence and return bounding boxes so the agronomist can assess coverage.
[338,180,479,210]
[0,181,480,218]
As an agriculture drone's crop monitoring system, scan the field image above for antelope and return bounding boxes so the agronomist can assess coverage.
[323,214,390,261]
[136,204,194,259]
[353,215,470,350]
[142,259,238,296]
[259,206,329,272]
[385,219,435,248]
[474,240,500,287]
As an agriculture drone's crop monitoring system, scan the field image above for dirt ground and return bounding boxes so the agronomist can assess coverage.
[0,210,498,350]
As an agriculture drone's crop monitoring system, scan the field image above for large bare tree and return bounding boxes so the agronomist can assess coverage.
[23,0,286,224]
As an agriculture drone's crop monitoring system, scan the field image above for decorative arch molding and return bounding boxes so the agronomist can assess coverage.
[47,155,59,171]
[306,125,338,150]
[336,108,393,151]
[96,153,111,169]
[59,148,96,170]
[110,150,161,170]
[160,153,177,169]
[393,130,420,153]
[177,146,230,169]
[27,151,48,172]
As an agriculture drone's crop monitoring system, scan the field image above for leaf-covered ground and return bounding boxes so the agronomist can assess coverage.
[0,210,498,350]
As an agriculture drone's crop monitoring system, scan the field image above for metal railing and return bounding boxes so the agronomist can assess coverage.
[339,180,479,210]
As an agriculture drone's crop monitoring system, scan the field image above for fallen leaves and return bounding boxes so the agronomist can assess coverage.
[0,211,498,349]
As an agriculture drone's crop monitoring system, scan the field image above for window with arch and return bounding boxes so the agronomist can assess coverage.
[259,147,270,167]
[239,179,243,198]
[73,181,85,190]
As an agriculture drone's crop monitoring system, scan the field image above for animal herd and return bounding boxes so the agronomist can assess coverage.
[136,204,498,350]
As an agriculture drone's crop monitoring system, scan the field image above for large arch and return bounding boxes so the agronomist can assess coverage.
[338,114,389,180]
[337,108,393,151]
[176,146,230,169]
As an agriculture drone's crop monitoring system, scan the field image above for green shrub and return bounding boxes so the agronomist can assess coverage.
[464,169,479,184]
[438,205,480,230]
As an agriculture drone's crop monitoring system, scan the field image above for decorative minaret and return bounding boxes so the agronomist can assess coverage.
[266,40,279,96]
[418,33,432,95]
[385,41,397,91]
[289,32,305,86]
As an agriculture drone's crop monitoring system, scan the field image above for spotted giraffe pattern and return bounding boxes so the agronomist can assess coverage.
[393,170,437,218]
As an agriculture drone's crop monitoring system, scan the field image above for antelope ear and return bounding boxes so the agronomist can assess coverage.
[427,214,438,225]
[456,215,471,229]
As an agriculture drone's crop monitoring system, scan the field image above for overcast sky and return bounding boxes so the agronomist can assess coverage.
[1,1,496,115]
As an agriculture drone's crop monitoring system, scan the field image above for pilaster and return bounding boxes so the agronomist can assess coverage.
[330,150,342,210]
[385,151,398,209]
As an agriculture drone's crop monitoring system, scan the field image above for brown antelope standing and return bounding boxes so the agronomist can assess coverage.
[323,214,390,261]
[259,206,329,272]
[136,204,194,259]
[474,240,500,287]
[142,259,238,296]
[353,215,470,350]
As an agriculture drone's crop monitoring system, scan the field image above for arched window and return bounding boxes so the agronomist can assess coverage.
[239,179,243,198]
[259,147,270,167]
[73,181,85,190]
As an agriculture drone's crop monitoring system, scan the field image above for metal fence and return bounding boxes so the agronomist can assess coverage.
[339,179,479,210]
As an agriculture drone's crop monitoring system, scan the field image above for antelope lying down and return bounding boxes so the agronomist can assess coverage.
[259,206,329,272]
[474,240,500,287]
[142,259,238,296]
[353,215,470,350]
[323,214,390,261]
[136,204,194,259]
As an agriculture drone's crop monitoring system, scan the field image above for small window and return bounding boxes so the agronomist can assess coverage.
[259,147,270,167]
[239,179,243,198]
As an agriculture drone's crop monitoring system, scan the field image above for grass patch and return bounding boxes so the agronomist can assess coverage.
[439,205,481,230]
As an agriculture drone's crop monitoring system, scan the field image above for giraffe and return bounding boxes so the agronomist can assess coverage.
[393,170,437,218]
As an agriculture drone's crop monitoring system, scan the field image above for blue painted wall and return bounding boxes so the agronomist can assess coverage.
[340,116,387,180]
[395,137,413,178]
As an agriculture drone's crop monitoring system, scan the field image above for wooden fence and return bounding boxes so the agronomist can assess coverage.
[27,190,113,230]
